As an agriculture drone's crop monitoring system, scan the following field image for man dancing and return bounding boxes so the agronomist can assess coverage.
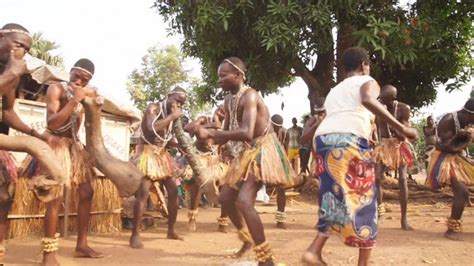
[373,85,416,230]
[129,87,185,248]
[190,57,295,265]
[423,115,437,170]
[426,99,473,241]
[21,58,104,265]
[0,23,50,260]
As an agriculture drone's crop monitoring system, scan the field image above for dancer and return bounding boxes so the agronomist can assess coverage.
[425,99,473,241]
[302,47,417,266]
[373,85,416,230]
[129,87,185,248]
[190,57,295,265]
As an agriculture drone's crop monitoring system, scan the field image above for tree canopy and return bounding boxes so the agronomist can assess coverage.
[126,44,210,117]
[30,32,64,67]
[155,0,472,111]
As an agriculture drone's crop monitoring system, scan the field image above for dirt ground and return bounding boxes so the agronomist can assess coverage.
[3,194,473,266]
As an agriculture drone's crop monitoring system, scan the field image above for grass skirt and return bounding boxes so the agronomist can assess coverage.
[19,137,95,202]
[224,133,295,188]
[373,137,415,170]
[425,150,474,188]
[131,144,180,181]
[314,133,377,248]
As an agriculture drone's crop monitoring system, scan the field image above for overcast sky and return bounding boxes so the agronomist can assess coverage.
[2,0,471,127]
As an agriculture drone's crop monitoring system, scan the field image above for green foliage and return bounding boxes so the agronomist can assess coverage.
[353,0,473,108]
[412,117,427,169]
[126,44,208,117]
[29,32,64,67]
[155,0,472,109]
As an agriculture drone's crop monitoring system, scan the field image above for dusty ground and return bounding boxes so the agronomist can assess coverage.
[3,195,473,266]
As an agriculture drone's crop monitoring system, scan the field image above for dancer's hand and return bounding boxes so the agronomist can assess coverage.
[70,83,87,103]
[169,102,183,119]
[195,127,211,140]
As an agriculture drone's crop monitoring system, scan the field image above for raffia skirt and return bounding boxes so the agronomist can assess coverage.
[425,150,474,188]
[224,133,295,189]
[131,144,180,181]
[20,137,96,202]
[373,137,415,170]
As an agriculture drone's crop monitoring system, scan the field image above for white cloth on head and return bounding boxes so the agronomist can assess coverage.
[316,75,377,140]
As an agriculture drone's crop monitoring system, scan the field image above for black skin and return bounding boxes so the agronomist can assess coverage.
[189,62,275,263]
[130,93,186,248]
[303,61,417,266]
[375,85,414,231]
[299,112,326,176]
[434,109,473,241]
[270,115,288,229]
[423,116,436,169]
[0,31,62,265]
[43,67,103,264]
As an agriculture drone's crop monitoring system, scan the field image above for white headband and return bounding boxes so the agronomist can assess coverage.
[71,66,93,77]
[463,107,474,114]
[224,59,246,80]
[271,120,283,127]
[0,29,31,38]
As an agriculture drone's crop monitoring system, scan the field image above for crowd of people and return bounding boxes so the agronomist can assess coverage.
[0,22,472,266]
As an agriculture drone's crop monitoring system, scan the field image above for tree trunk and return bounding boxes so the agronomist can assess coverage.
[336,16,355,82]
[294,51,334,114]
[0,134,64,183]
[82,97,143,197]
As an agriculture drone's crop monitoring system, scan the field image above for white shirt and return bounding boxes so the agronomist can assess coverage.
[315,75,378,140]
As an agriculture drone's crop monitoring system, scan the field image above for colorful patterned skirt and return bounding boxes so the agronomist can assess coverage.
[373,137,415,170]
[20,136,96,202]
[0,150,18,185]
[314,133,377,248]
[224,133,295,189]
[425,150,474,189]
[131,144,180,181]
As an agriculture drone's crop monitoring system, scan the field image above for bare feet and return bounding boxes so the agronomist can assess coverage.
[401,220,414,231]
[41,252,60,266]
[444,230,463,241]
[167,231,184,241]
[233,241,252,258]
[276,221,287,229]
[75,245,104,258]
[301,251,327,266]
[217,224,228,233]
[129,233,144,249]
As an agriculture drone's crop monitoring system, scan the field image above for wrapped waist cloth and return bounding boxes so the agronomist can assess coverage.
[373,137,415,170]
[20,136,96,202]
[314,133,377,248]
[425,150,474,189]
[131,144,181,181]
[224,133,295,188]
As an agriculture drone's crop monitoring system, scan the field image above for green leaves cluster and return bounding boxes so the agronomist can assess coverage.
[155,0,472,109]
[29,32,64,68]
[126,44,209,117]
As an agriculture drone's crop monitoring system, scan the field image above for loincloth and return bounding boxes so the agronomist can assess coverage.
[314,133,377,248]
[224,133,295,189]
[131,144,180,181]
[20,136,95,202]
[425,150,474,189]
[373,137,415,170]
